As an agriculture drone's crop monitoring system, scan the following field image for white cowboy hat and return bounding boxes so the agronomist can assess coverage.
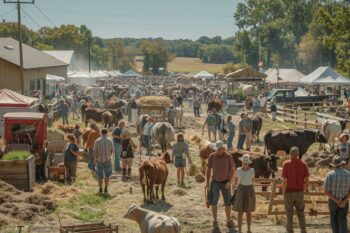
[214,140,225,150]
[239,154,252,164]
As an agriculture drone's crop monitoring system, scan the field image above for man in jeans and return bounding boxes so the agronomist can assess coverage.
[60,100,69,125]
[94,128,114,194]
[193,98,201,117]
[282,146,309,233]
[237,113,246,150]
[324,156,350,233]
[142,117,154,158]
[206,141,235,230]
[112,121,125,172]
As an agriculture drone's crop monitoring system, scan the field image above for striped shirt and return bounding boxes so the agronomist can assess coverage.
[93,135,114,163]
[324,168,350,199]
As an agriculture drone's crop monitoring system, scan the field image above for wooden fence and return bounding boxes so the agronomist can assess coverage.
[252,178,328,216]
[266,103,346,128]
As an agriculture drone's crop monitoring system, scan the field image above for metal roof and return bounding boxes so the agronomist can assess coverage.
[43,50,74,65]
[0,37,68,69]
[3,112,46,119]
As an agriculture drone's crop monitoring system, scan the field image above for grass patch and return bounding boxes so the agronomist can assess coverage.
[59,192,111,222]
[2,150,31,161]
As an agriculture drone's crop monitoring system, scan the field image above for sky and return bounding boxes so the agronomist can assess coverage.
[0,0,240,40]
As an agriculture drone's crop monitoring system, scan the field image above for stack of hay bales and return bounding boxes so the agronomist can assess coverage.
[137,96,172,107]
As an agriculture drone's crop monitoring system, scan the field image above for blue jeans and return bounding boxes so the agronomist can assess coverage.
[329,200,349,233]
[143,135,152,157]
[88,148,95,170]
[62,114,68,125]
[114,143,122,171]
[193,107,200,117]
[227,131,234,149]
[237,134,246,150]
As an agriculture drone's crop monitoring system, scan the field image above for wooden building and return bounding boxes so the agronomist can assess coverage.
[0,37,68,95]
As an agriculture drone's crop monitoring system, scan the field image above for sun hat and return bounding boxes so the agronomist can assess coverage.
[339,133,349,141]
[331,156,346,167]
[214,140,225,150]
[239,154,253,164]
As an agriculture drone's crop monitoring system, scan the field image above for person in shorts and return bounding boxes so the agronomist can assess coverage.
[206,141,236,230]
[120,130,137,179]
[93,128,114,194]
[203,109,217,141]
[172,134,193,187]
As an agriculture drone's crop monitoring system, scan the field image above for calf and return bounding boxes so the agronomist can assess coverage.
[124,204,181,233]
[198,139,216,174]
[139,152,172,203]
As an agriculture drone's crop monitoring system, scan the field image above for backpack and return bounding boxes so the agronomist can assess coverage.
[206,115,217,126]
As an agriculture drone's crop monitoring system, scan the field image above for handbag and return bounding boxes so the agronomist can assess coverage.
[230,189,236,205]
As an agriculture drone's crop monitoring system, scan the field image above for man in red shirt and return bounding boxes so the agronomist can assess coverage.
[282,146,309,233]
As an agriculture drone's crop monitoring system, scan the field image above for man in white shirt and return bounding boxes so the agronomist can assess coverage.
[142,117,154,158]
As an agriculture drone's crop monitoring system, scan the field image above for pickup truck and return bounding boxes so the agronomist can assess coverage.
[266,89,339,103]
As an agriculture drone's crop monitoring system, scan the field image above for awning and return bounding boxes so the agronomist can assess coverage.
[0,89,39,108]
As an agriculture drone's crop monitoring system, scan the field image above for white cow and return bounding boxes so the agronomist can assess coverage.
[174,107,183,128]
[151,122,175,152]
[124,204,181,233]
[321,120,350,151]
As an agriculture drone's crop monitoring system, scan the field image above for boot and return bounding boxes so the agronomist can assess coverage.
[122,168,126,177]
[127,168,131,177]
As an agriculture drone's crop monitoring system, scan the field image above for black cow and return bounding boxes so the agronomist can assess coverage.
[231,150,279,190]
[251,116,262,142]
[264,129,328,158]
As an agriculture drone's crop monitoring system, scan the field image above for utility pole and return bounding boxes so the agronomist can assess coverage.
[88,37,91,73]
[4,0,35,94]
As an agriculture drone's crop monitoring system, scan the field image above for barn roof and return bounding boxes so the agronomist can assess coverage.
[0,37,68,69]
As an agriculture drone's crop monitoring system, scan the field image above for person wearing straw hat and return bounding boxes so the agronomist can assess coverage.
[232,154,256,233]
[120,130,138,179]
[324,156,350,233]
[206,140,235,230]
[336,133,350,166]
[172,133,193,187]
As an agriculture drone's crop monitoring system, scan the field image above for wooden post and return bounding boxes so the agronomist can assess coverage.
[268,178,278,215]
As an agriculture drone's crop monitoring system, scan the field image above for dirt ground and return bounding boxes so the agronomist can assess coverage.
[1,104,336,233]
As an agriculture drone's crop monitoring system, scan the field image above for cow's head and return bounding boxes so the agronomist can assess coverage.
[159,152,172,164]
[265,154,279,173]
[315,130,328,143]
[124,204,139,221]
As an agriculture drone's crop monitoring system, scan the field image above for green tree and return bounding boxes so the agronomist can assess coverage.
[141,39,173,74]
[108,39,135,71]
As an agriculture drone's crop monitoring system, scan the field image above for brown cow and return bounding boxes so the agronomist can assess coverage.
[102,111,113,128]
[84,108,105,127]
[82,128,91,147]
[198,139,216,174]
[139,152,172,204]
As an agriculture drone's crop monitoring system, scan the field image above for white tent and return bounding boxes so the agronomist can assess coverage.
[194,70,214,79]
[300,66,350,85]
[46,74,65,96]
[67,71,96,86]
[265,68,304,83]
[295,87,311,97]
[122,69,139,78]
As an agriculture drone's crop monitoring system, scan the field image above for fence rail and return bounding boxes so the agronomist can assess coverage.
[266,103,346,128]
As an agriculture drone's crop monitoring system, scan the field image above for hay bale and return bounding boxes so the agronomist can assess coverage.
[137,96,172,107]
[195,174,205,183]
[172,188,187,196]
[188,164,199,176]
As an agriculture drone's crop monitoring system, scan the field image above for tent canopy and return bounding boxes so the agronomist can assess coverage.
[0,89,39,107]
[194,70,214,79]
[300,66,350,85]
[123,69,139,77]
[67,71,96,86]
[46,74,65,83]
[265,68,304,83]
[226,67,266,81]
